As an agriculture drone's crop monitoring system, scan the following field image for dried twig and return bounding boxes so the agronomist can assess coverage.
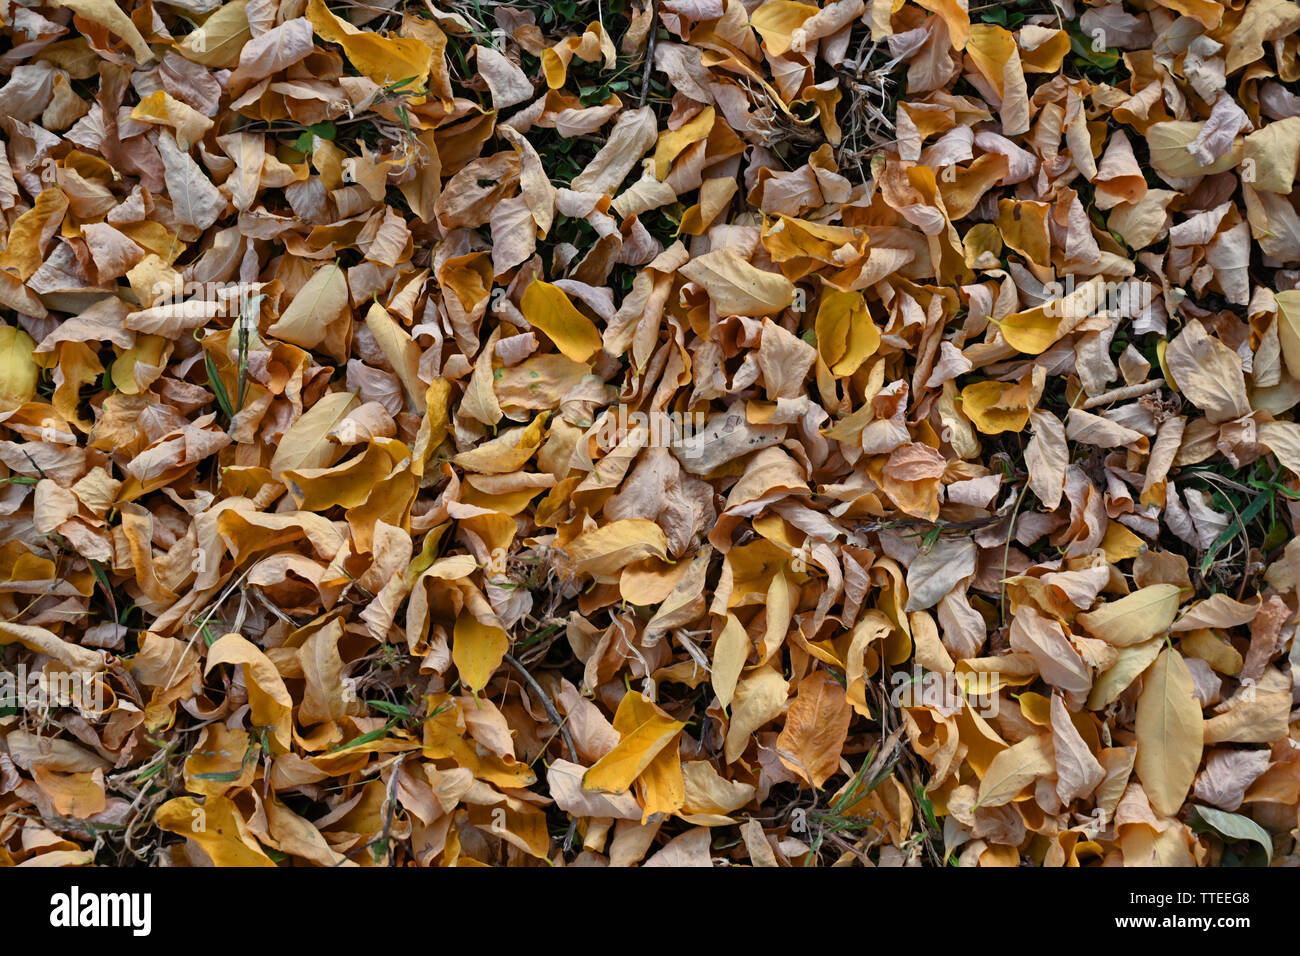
[503,653,580,855]
[637,0,658,109]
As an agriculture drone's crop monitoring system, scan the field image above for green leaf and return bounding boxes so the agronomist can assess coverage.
[1200,490,1271,575]
[1190,805,1273,864]
[191,770,242,782]
[1067,28,1120,70]
[203,349,234,423]
[327,719,397,754]
[367,699,416,719]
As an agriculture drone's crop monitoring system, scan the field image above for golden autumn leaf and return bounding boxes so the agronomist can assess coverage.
[0,326,39,410]
[451,615,509,694]
[976,734,1053,808]
[520,280,604,363]
[815,288,880,375]
[1075,584,1184,647]
[269,390,360,480]
[775,670,851,788]
[1135,649,1204,817]
[205,633,294,752]
[724,667,789,763]
[306,0,432,88]
[584,692,686,794]
[679,248,796,317]
[1,0,1297,875]
[1276,289,1300,380]
[156,796,276,866]
[59,0,154,63]
[561,519,669,577]
[960,379,1032,435]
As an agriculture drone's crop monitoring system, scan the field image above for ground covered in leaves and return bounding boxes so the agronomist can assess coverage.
[1,0,1300,868]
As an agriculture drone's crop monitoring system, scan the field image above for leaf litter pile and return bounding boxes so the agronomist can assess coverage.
[2,0,1300,869]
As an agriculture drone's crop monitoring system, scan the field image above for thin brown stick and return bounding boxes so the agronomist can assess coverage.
[503,653,578,763]
[503,653,580,856]
[637,0,659,109]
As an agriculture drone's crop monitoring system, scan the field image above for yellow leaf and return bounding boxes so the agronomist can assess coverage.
[265,798,352,866]
[653,106,715,180]
[815,289,880,376]
[60,0,154,64]
[540,22,616,90]
[679,248,796,317]
[758,567,792,665]
[992,306,1060,355]
[306,0,432,88]
[916,0,972,49]
[156,795,276,866]
[363,302,427,413]
[562,519,669,578]
[976,734,1052,807]
[1087,637,1164,710]
[130,90,214,150]
[0,189,68,281]
[520,280,604,362]
[1147,121,1243,180]
[452,615,509,693]
[749,1,819,57]
[612,692,685,819]
[1261,421,1300,477]
[679,177,738,235]
[1275,289,1300,381]
[584,691,685,793]
[1019,27,1070,72]
[269,391,360,480]
[179,1,251,69]
[1076,584,1183,647]
[775,670,851,788]
[298,619,354,726]
[723,667,788,762]
[32,766,107,818]
[205,633,294,752]
[966,23,1016,97]
[413,378,453,476]
[183,725,253,797]
[284,441,398,510]
[0,326,39,410]
[452,413,549,475]
[0,620,106,673]
[1243,117,1300,193]
[267,262,352,361]
[711,613,750,711]
[1135,649,1204,816]
[960,379,1031,434]
[1154,0,1223,28]
[1178,629,1243,676]
[109,334,169,396]
[1099,521,1145,562]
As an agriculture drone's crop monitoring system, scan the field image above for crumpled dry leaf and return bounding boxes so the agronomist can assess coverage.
[2,0,1299,873]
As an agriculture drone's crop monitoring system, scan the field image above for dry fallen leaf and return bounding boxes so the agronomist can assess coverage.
[1,0,1297,873]
[1135,649,1205,818]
